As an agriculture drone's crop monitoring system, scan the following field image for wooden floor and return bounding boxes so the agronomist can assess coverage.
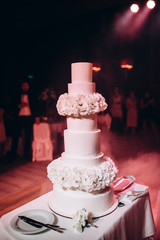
[0,159,53,216]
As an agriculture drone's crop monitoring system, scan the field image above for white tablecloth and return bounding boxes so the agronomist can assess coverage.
[0,184,156,240]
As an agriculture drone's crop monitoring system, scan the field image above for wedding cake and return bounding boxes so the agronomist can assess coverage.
[47,62,118,218]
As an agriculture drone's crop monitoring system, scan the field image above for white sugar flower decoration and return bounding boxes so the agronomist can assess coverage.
[72,208,94,233]
[47,157,118,192]
[56,93,107,117]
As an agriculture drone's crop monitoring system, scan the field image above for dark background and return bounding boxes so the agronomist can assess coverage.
[2,0,160,122]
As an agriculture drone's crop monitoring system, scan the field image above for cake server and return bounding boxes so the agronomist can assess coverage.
[18,216,65,233]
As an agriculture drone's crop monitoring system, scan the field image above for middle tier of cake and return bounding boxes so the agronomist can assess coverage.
[64,129,101,157]
[61,152,104,167]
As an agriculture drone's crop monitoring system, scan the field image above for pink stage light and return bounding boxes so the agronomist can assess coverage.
[146,0,156,9]
[130,4,139,13]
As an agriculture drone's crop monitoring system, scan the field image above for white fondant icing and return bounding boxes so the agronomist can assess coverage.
[47,62,118,217]
[49,187,114,217]
[71,62,93,83]
[67,115,97,131]
[68,83,95,95]
[64,129,101,156]
[61,152,104,167]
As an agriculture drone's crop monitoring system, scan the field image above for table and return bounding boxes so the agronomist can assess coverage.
[0,183,156,240]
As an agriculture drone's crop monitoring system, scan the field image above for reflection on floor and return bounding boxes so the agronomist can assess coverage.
[0,129,160,238]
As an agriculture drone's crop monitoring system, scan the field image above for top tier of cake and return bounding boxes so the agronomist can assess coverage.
[71,62,92,83]
[56,62,107,131]
[68,62,95,95]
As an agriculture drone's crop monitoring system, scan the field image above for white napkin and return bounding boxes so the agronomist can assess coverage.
[118,184,148,204]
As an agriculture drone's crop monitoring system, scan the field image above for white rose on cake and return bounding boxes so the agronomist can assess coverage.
[47,157,118,192]
[67,98,78,116]
[81,171,94,191]
[56,93,68,116]
[78,95,90,116]
[56,93,108,117]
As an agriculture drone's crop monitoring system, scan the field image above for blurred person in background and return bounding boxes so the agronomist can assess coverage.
[110,86,125,134]
[140,91,157,134]
[17,82,33,159]
[126,90,138,135]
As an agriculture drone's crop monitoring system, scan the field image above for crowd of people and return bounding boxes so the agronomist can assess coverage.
[100,86,158,136]
[0,83,159,162]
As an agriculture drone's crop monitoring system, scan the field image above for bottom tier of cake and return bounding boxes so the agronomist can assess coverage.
[48,187,117,218]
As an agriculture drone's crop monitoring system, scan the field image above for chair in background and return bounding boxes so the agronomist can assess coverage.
[32,121,53,161]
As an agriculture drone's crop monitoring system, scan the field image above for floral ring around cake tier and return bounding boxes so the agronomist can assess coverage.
[47,156,118,193]
[56,93,108,117]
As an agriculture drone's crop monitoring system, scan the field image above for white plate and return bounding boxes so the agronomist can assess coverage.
[10,209,55,235]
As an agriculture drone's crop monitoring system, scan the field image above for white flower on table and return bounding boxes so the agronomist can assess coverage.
[72,208,93,233]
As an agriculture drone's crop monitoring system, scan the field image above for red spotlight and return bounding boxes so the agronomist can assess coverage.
[146,0,156,9]
[130,3,139,13]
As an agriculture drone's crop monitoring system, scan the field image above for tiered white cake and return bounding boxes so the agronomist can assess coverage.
[47,62,118,217]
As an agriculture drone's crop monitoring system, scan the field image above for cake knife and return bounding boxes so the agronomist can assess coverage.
[18,216,65,233]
